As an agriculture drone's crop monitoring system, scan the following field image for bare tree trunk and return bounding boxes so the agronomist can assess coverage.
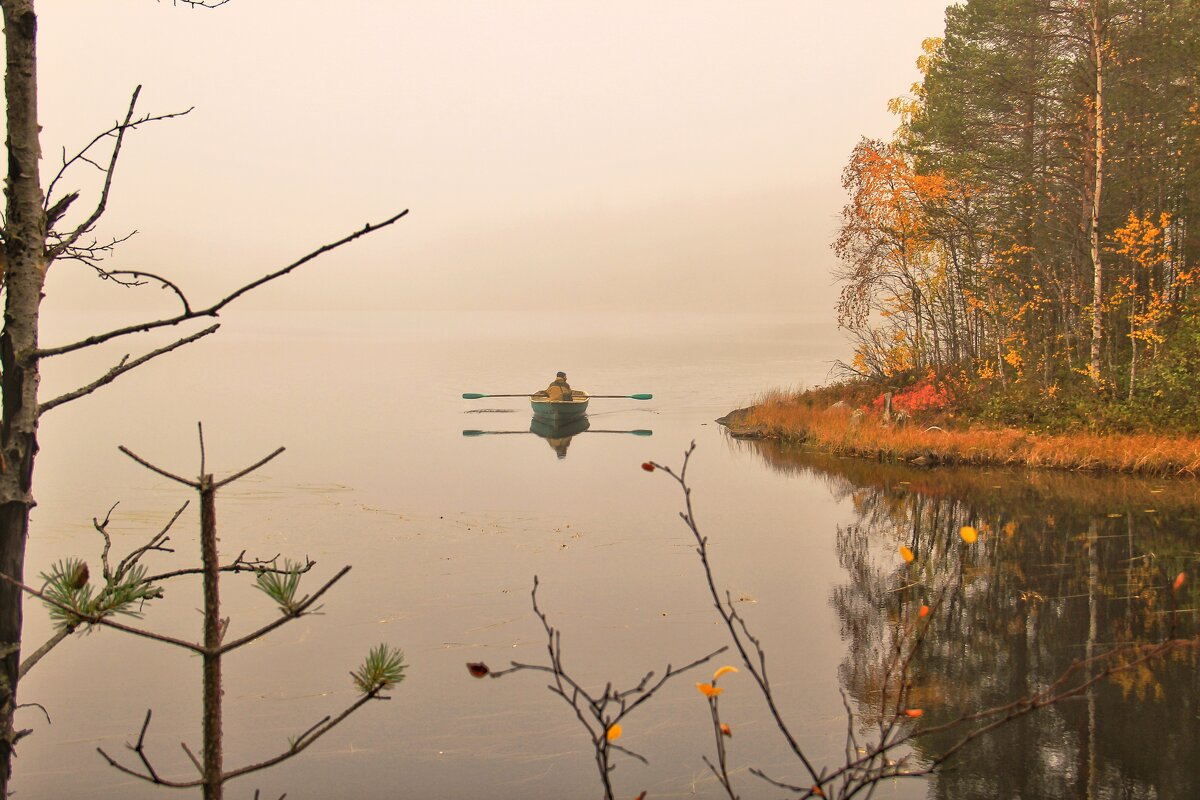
[0,1,45,791]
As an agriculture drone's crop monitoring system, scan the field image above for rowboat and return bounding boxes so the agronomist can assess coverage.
[530,391,589,422]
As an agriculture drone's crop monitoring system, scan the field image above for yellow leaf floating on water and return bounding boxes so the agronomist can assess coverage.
[904,708,924,718]
[900,545,915,563]
[1173,572,1187,592]
[713,665,739,681]
[919,604,930,618]
[606,723,622,742]
[960,526,978,544]
[697,683,723,697]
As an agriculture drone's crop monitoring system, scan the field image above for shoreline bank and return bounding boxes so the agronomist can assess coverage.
[717,402,1200,478]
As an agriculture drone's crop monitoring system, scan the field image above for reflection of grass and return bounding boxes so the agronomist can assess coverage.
[725,392,1200,477]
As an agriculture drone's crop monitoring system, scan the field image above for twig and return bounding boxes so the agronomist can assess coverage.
[477,575,725,800]
[117,446,197,488]
[650,443,825,788]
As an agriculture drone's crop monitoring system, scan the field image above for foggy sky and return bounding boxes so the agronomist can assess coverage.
[34,1,949,318]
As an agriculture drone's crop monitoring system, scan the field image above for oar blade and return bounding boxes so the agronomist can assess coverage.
[462,430,486,436]
[630,429,653,436]
[628,393,653,400]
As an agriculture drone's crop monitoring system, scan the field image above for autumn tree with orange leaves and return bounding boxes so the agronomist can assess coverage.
[834,0,1200,419]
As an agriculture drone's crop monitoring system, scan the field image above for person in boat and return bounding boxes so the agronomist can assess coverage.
[541,371,573,402]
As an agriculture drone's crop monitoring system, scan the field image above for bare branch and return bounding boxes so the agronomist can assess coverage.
[38,324,220,416]
[222,691,382,782]
[96,710,192,788]
[144,553,314,585]
[99,689,387,791]
[110,503,188,582]
[118,446,198,488]
[36,210,410,359]
[89,269,192,313]
[46,86,193,260]
[211,447,285,490]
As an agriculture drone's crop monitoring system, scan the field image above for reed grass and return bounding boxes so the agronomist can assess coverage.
[726,389,1200,478]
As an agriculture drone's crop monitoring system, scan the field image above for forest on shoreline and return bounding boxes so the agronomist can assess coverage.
[823,0,1200,436]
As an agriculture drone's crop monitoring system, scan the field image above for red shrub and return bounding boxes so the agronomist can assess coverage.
[872,381,951,415]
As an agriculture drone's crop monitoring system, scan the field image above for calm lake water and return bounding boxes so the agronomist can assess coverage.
[14,310,1198,798]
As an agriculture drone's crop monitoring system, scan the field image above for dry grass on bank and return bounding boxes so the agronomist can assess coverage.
[726,389,1200,477]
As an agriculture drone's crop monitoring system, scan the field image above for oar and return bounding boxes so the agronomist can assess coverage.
[462,393,535,399]
[587,394,653,400]
[461,392,653,400]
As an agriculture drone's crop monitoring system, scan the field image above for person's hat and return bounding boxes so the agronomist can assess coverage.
[556,371,567,378]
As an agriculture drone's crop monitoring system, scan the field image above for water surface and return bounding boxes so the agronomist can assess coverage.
[15,311,1198,798]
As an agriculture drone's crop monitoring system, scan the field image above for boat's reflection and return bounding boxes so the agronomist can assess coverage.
[462,417,652,460]
[530,415,590,459]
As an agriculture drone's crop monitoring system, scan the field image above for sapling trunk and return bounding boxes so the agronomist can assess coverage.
[200,478,223,800]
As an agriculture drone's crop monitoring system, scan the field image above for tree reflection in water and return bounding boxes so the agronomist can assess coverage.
[733,439,1199,800]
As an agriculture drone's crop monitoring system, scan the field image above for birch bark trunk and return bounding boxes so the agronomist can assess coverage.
[0,1,46,793]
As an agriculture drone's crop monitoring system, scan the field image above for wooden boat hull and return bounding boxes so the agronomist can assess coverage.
[530,392,589,421]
